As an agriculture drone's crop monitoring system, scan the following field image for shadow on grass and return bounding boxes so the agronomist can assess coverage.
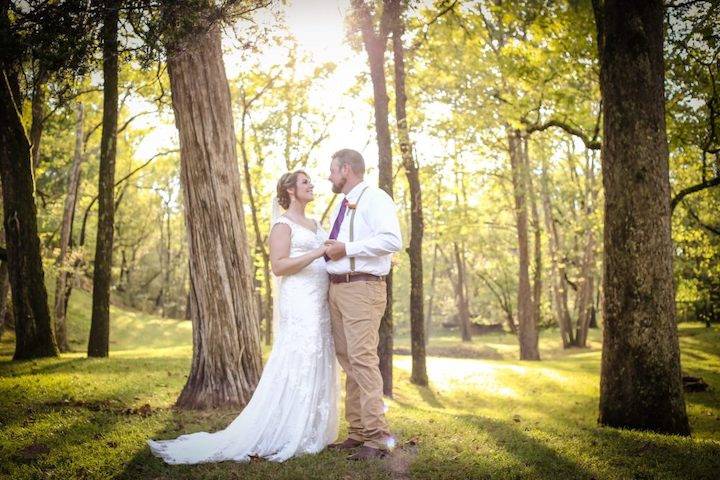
[461,414,595,479]
[413,383,444,409]
[405,410,720,480]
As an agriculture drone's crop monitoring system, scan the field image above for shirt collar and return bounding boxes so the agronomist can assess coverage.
[344,180,367,203]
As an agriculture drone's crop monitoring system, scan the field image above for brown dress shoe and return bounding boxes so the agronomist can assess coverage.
[327,438,363,451]
[347,446,389,461]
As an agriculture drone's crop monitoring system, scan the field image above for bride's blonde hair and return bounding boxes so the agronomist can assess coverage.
[276,170,308,209]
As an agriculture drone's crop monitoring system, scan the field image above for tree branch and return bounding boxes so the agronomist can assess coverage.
[671,175,720,213]
[684,202,720,235]
[525,119,601,150]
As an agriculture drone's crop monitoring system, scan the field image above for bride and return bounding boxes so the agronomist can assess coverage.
[147,170,340,464]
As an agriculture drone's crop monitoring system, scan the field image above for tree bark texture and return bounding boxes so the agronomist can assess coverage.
[0,66,58,360]
[166,24,263,409]
[597,0,690,435]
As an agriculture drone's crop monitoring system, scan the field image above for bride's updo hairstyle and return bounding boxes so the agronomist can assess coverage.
[276,170,308,209]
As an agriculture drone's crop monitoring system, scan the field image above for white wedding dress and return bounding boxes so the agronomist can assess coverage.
[147,215,339,464]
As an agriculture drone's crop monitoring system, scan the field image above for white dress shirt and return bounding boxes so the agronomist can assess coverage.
[325,180,402,276]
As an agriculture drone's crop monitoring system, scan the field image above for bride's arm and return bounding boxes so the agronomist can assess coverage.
[269,223,327,277]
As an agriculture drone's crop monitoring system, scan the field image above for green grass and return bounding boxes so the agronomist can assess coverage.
[1,286,719,480]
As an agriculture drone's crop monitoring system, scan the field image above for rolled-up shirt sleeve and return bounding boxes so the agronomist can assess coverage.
[344,191,402,257]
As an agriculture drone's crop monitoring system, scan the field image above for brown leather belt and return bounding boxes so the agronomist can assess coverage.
[329,273,386,284]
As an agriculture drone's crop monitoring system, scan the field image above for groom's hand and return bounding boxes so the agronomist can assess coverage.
[324,240,346,261]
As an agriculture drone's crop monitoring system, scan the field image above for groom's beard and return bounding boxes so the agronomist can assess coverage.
[331,177,346,194]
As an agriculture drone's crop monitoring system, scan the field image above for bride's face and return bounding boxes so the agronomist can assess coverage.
[292,173,314,204]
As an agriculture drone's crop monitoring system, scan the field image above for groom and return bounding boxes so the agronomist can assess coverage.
[324,148,402,461]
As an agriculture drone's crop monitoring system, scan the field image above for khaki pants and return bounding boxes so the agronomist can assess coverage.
[329,279,391,450]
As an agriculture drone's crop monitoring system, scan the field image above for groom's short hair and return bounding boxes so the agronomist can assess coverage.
[332,149,365,175]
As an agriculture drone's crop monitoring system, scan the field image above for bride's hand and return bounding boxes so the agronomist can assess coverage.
[313,245,328,259]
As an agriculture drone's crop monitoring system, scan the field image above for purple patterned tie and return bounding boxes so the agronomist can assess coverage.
[324,198,348,261]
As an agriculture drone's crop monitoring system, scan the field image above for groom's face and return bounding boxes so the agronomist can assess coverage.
[328,158,347,194]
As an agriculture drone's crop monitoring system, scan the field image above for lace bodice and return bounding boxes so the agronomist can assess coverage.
[272,215,326,257]
[147,214,339,464]
[271,215,330,348]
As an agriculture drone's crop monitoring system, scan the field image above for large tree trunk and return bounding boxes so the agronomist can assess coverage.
[508,129,540,360]
[596,0,690,435]
[54,103,84,352]
[88,1,119,358]
[540,155,574,347]
[0,61,58,360]
[166,23,263,409]
[391,7,427,386]
[353,0,394,397]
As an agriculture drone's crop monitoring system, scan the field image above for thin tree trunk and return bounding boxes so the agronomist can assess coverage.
[574,236,595,348]
[453,242,472,342]
[391,3,426,386]
[155,203,172,317]
[540,155,574,347]
[54,103,84,352]
[524,137,543,334]
[424,243,438,347]
[508,129,540,360]
[425,180,443,346]
[573,151,598,347]
[88,1,119,357]
[239,103,273,345]
[505,307,516,335]
[282,50,296,169]
[596,0,690,435]
[0,55,58,359]
[476,269,516,334]
[165,23,263,409]
[450,156,472,342]
[353,0,395,397]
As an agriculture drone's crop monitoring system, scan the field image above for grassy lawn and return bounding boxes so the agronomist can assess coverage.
[1,286,719,479]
